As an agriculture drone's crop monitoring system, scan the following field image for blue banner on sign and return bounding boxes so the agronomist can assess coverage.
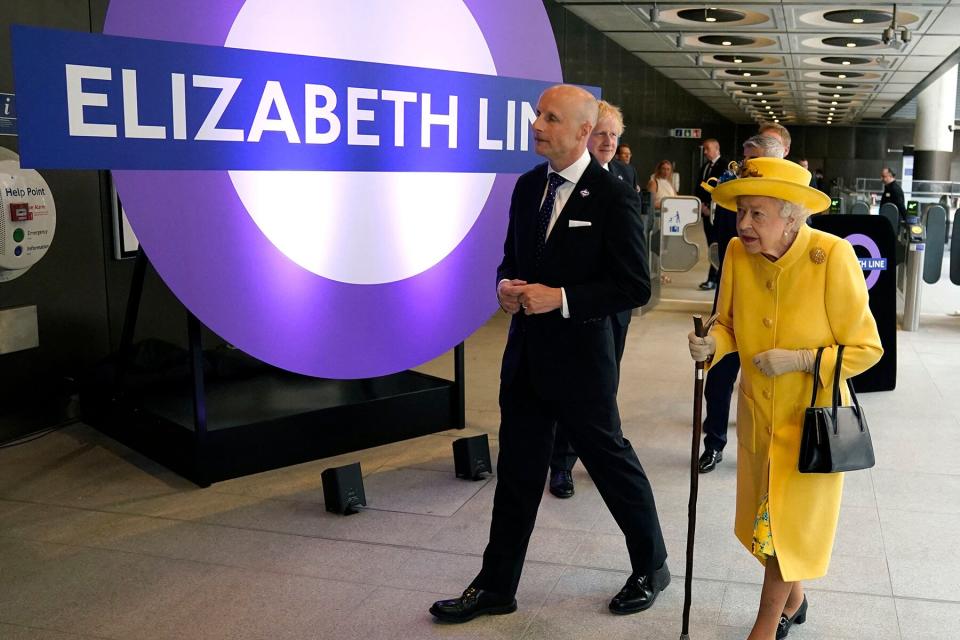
[12,26,598,172]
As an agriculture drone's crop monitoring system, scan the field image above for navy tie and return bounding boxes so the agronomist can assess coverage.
[536,172,567,264]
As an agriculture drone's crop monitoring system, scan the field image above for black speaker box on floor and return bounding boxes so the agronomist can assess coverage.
[453,435,491,480]
[322,462,366,515]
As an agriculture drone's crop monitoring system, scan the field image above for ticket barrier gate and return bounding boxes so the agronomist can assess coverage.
[641,195,702,313]
[899,202,947,331]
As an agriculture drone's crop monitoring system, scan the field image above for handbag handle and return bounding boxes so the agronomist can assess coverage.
[809,345,864,434]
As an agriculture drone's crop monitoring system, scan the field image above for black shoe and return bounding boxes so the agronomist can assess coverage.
[698,280,717,290]
[698,448,723,474]
[549,469,575,499]
[429,587,517,623]
[608,562,671,615]
[776,595,808,639]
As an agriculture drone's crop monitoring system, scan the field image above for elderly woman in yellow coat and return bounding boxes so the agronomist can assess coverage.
[687,157,882,640]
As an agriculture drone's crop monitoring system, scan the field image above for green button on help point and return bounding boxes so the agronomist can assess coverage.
[12,228,24,243]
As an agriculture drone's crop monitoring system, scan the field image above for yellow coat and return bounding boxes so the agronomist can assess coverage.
[709,223,882,581]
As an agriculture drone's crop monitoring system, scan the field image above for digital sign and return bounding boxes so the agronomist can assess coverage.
[12,0,574,378]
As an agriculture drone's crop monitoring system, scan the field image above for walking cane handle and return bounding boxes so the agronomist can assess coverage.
[693,315,704,338]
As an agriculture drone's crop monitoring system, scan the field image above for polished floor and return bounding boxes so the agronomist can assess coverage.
[1,254,958,639]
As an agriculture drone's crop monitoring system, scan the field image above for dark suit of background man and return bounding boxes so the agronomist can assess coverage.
[880,167,907,218]
[430,85,669,624]
[698,131,787,474]
[548,100,642,500]
[615,143,640,191]
[695,139,727,290]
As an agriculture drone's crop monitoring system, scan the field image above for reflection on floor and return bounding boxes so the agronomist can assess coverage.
[1,292,959,639]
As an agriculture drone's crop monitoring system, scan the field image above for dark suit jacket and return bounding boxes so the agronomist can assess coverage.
[880,179,906,217]
[695,156,729,206]
[607,159,643,327]
[497,158,650,398]
[609,159,639,191]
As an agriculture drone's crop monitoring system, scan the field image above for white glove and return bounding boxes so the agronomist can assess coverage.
[688,331,716,362]
[752,349,815,377]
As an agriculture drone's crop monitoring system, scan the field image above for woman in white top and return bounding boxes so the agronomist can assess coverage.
[647,159,677,209]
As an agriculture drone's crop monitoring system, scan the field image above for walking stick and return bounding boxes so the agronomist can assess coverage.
[680,313,716,640]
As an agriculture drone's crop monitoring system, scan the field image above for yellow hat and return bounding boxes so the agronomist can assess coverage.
[707,157,832,214]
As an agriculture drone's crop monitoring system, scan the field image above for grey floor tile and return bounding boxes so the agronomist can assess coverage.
[122,565,373,640]
[874,469,960,514]
[834,505,886,558]
[0,543,213,638]
[880,509,960,601]
[361,467,491,516]
[198,494,447,546]
[895,597,960,640]
[814,553,892,596]
[0,623,101,639]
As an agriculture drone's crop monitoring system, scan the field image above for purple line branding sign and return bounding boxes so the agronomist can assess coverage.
[845,233,887,291]
[12,0,576,378]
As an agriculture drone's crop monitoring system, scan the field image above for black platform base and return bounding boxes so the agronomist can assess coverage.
[83,369,460,486]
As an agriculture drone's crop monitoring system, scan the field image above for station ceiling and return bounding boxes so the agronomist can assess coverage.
[556,1,960,125]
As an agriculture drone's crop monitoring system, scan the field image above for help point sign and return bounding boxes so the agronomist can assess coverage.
[12,0,582,378]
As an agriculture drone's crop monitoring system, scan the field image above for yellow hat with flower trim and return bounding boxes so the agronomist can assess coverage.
[706,157,832,214]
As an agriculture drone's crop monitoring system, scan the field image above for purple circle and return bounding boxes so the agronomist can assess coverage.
[104,1,561,378]
[845,233,883,290]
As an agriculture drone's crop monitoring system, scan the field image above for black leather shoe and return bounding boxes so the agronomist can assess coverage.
[549,469,575,499]
[776,595,808,639]
[429,587,517,623]
[609,562,671,615]
[698,448,723,474]
[698,280,717,290]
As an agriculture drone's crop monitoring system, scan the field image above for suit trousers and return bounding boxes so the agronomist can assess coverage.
[702,352,739,452]
[474,350,666,597]
[550,317,629,473]
[702,215,718,284]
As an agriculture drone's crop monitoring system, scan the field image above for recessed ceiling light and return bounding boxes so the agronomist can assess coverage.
[774,119,779,122]
[830,107,836,111]
[722,40,733,46]
[706,16,717,22]
[833,93,841,97]
[743,72,752,77]
[734,58,743,63]
[836,85,844,89]
[761,99,768,103]
[852,17,864,24]
[842,60,851,65]
[750,83,758,87]
[832,101,838,105]
[757,92,764,96]
[846,42,857,47]
[838,74,847,78]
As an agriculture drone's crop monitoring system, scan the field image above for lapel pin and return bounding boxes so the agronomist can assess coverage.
[617,175,623,180]
[580,189,590,197]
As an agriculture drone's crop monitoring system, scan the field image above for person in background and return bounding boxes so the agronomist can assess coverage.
[548,100,638,499]
[614,142,640,191]
[688,156,882,639]
[797,159,817,188]
[880,167,906,218]
[695,138,728,290]
[646,159,677,210]
[813,168,827,194]
[699,133,786,474]
[759,122,791,156]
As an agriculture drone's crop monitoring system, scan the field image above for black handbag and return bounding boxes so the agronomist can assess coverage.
[798,345,876,473]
